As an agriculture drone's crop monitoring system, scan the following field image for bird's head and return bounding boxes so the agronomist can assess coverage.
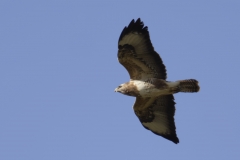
[114,84,126,93]
[114,83,137,97]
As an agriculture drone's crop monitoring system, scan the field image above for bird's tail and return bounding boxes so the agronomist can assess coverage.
[178,79,200,92]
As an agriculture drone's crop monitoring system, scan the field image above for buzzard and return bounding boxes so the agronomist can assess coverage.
[115,18,200,144]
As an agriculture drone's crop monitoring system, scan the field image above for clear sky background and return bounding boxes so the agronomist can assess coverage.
[0,0,240,159]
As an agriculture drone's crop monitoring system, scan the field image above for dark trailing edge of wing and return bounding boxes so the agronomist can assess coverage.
[118,18,167,80]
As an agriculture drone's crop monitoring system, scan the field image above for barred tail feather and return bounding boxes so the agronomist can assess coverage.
[179,79,200,92]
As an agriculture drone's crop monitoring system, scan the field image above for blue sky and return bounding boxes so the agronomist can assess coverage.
[0,0,240,159]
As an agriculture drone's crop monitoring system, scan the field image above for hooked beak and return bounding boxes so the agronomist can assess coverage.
[114,88,118,92]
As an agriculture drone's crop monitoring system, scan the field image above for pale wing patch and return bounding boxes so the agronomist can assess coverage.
[142,112,174,135]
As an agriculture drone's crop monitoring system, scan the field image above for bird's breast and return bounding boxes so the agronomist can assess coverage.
[132,80,170,97]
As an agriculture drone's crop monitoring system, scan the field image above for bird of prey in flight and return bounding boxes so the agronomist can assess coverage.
[115,18,200,144]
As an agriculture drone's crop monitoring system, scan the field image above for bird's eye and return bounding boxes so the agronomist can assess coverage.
[118,86,122,88]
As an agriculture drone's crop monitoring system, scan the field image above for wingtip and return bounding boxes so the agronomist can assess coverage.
[119,18,148,42]
[161,134,179,144]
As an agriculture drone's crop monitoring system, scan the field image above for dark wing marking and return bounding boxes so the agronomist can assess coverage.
[133,95,179,144]
[118,18,166,80]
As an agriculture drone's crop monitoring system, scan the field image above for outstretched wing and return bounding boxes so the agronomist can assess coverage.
[118,18,166,80]
[133,95,179,144]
